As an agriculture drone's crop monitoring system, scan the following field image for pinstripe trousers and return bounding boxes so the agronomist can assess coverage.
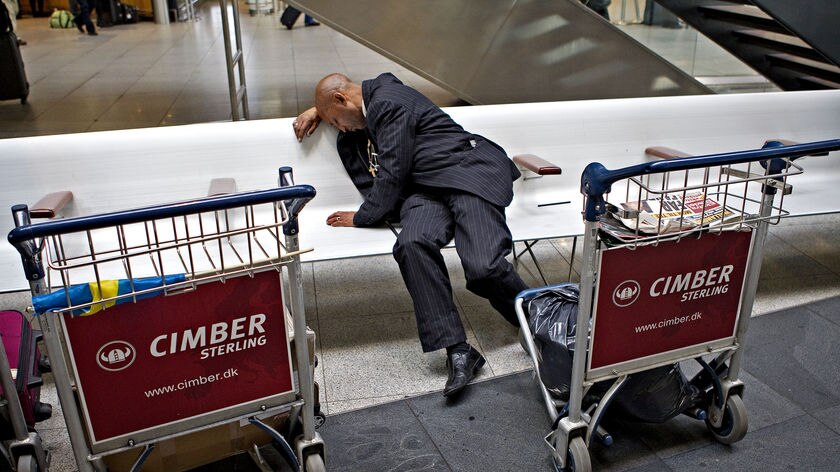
[393,188,528,353]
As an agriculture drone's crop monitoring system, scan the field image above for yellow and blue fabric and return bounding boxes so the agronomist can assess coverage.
[32,274,186,316]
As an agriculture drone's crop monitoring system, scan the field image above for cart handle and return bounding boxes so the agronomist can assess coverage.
[8,185,316,246]
[580,139,840,221]
[515,283,577,303]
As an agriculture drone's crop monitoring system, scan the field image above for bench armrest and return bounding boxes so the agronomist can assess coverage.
[208,178,237,196]
[644,146,692,160]
[30,191,74,219]
[512,154,562,175]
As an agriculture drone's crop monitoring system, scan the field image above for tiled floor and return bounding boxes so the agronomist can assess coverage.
[1,3,773,137]
[0,3,832,471]
[0,5,461,137]
[320,296,840,471]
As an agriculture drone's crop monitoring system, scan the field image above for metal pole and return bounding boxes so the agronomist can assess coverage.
[186,0,195,22]
[152,0,170,24]
[728,191,774,378]
[42,313,98,472]
[218,0,241,121]
[231,0,250,119]
[285,236,315,438]
[278,168,323,463]
[567,222,598,423]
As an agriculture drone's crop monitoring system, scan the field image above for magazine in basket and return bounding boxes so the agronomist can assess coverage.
[602,191,739,239]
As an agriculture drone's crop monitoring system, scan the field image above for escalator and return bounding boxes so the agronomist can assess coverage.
[654,0,840,90]
[287,0,710,104]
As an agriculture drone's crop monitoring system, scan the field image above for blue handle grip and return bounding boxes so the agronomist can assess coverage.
[8,185,316,247]
[580,139,840,221]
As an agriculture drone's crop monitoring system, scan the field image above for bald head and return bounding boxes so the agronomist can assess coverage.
[315,73,352,108]
[313,73,365,132]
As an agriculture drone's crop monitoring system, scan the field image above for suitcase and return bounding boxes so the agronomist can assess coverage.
[113,1,126,24]
[0,3,29,104]
[121,3,139,23]
[280,6,300,29]
[0,311,52,434]
[96,0,120,27]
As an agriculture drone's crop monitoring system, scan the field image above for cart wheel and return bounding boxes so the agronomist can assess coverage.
[17,453,38,472]
[304,453,326,472]
[552,437,591,472]
[706,394,748,445]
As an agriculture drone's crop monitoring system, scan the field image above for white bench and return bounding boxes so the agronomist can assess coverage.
[1,90,839,292]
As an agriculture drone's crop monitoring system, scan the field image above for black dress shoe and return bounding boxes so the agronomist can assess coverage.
[443,346,485,397]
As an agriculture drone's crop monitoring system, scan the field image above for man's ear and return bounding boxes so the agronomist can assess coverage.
[333,91,349,106]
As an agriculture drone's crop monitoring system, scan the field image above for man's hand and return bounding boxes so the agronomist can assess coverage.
[326,211,356,227]
[293,107,321,142]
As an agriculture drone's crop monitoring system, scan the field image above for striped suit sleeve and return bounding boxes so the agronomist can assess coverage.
[353,100,415,226]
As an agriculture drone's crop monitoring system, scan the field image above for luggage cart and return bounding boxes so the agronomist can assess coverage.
[7,168,325,471]
[515,139,840,471]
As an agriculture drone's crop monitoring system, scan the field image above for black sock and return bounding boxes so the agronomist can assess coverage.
[446,341,470,355]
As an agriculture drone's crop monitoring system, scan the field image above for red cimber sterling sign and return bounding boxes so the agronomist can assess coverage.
[589,230,752,371]
[62,270,293,444]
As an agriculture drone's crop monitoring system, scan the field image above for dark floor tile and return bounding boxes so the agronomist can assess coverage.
[663,414,840,472]
[588,425,664,472]
[806,295,840,326]
[407,372,554,472]
[813,404,840,436]
[744,312,840,412]
[318,400,449,472]
[617,414,713,460]
[737,370,805,432]
[745,304,814,348]
[620,459,673,472]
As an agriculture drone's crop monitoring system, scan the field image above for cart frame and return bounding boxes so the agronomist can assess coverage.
[7,168,324,472]
[514,139,840,471]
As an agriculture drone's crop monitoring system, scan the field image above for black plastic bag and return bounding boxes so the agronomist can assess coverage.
[527,283,701,423]
[527,283,580,400]
[607,364,701,423]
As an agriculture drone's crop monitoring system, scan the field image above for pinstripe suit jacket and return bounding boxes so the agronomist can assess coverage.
[341,73,521,227]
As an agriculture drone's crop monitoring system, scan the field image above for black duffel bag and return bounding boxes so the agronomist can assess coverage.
[527,284,702,423]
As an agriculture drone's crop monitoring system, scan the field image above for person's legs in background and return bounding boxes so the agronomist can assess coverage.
[74,0,97,35]
[28,0,45,16]
[71,0,83,32]
[582,0,611,21]
[1,0,25,44]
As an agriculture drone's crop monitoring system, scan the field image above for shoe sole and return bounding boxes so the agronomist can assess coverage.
[443,356,486,397]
